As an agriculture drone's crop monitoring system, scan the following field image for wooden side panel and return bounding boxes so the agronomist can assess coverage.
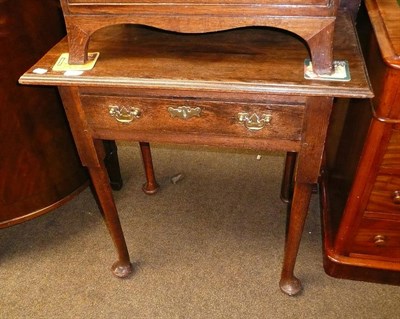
[0,0,88,228]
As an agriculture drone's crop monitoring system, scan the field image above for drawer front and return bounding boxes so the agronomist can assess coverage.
[366,174,400,216]
[350,216,400,260]
[381,129,400,168]
[80,95,304,143]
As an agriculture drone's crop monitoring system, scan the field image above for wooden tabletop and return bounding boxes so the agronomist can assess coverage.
[20,13,372,99]
[365,0,400,69]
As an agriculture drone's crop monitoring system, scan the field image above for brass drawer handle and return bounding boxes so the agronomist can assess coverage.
[168,106,201,120]
[392,190,400,205]
[109,105,141,124]
[373,234,386,246]
[237,112,272,131]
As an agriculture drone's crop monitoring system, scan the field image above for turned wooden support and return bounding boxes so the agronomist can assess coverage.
[103,140,123,191]
[280,152,297,203]
[140,142,160,195]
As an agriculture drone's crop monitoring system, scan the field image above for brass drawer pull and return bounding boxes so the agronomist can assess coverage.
[373,234,386,246]
[168,106,201,120]
[237,112,272,131]
[392,190,400,204]
[109,105,141,124]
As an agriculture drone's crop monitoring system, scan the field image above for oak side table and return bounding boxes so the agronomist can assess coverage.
[20,14,372,295]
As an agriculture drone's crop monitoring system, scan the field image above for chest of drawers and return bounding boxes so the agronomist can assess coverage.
[321,0,400,284]
[20,14,371,295]
[59,0,341,75]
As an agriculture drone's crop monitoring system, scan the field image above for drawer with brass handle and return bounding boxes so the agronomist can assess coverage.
[349,216,400,261]
[80,94,305,149]
[366,174,400,216]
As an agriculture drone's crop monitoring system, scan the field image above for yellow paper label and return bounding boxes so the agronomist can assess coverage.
[52,52,100,71]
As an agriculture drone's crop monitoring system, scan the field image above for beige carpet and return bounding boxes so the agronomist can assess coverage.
[1,143,398,318]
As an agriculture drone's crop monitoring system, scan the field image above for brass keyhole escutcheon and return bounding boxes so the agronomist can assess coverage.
[168,106,201,120]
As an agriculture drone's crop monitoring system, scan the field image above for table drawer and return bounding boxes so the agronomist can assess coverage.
[366,174,400,216]
[80,95,304,143]
[350,216,400,260]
